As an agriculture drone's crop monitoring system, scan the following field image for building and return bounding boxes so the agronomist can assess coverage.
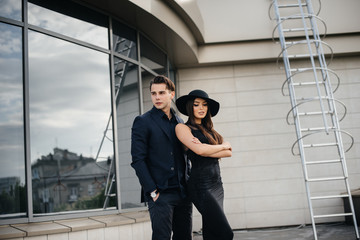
[31,148,112,213]
[0,0,359,239]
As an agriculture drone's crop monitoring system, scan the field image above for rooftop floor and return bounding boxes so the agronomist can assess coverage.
[193,222,359,240]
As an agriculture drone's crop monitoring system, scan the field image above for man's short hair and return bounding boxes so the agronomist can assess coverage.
[150,75,175,92]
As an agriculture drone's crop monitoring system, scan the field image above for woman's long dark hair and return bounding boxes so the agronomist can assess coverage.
[185,99,223,145]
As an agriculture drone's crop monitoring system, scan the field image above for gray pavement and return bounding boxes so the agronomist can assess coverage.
[193,222,359,240]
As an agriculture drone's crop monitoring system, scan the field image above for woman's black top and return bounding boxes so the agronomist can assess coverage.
[186,128,222,189]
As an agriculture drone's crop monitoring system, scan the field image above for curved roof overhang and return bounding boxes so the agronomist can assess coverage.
[78,0,203,67]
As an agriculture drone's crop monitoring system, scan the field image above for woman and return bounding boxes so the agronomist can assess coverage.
[175,89,233,240]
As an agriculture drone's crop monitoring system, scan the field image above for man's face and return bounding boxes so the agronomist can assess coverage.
[150,83,174,112]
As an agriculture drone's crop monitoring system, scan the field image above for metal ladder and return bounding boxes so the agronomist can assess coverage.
[269,0,359,239]
[96,38,135,209]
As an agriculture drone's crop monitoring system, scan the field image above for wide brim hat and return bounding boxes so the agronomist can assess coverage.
[175,89,220,117]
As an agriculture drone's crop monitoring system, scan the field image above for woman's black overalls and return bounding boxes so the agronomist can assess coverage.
[187,128,233,240]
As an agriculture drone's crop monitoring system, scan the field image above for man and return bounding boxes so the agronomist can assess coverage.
[131,75,192,240]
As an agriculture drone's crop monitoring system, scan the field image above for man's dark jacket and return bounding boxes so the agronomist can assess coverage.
[131,106,189,202]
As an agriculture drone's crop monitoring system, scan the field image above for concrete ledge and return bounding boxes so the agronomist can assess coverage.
[0,225,26,239]
[90,214,135,227]
[0,211,150,240]
[55,218,105,231]
[122,211,151,223]
[11,221,70,237]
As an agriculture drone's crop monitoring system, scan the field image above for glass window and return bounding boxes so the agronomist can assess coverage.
[114,57,144,209]
[113,20,137,60]
[0,23,26,218]
[140,34,167,75]
[28,0,108,48]
[0,0,22,21]
[141,68,157,112]
[169,61,176,90]
[0,0,174,217]
[28,30,114,214]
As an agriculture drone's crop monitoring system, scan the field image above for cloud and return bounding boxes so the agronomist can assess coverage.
[28,3,108,48]
[0,22,25,181]
[0,4,115,178]
[0,0,21,20]
[0,31,23,131]
[0,122,25,182]
[0,23,22,57]
[0,24,23,128]
[27,31,114,162]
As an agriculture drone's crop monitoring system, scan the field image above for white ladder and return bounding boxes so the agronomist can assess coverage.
[269,0,359,239]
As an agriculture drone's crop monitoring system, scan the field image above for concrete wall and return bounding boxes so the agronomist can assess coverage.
[196,0,360,43]
[177,56,360,230]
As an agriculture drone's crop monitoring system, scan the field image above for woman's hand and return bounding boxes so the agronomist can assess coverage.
[207,141,232,158]
[222,141,232,151]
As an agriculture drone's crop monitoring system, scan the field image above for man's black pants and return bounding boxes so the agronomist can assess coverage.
[147,189,193,240]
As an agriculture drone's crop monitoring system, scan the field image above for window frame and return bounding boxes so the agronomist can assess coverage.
[0,0,174,225]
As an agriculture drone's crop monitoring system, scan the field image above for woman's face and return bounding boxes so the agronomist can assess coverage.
[193,98,208,124]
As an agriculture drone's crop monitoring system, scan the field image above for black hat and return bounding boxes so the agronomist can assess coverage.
[175,89,220,117]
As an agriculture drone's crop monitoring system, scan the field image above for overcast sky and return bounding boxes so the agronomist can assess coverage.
[0,3,114,182]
